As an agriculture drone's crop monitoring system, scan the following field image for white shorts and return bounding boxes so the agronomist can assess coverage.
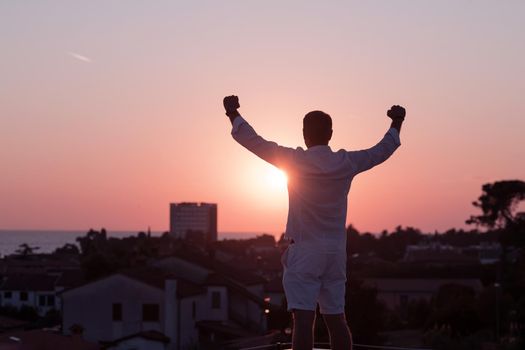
[281,242,347,314]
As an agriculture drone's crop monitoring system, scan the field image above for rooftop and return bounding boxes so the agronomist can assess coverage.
[0,329,98,350]
[0,274,58,292]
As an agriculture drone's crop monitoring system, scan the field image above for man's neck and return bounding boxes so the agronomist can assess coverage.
[306,143,329,149]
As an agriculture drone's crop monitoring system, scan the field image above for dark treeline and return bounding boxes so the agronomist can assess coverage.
[346,224,499,261]
[342,180,525,349]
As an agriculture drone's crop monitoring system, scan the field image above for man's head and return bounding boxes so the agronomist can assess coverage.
[303,111,333,148]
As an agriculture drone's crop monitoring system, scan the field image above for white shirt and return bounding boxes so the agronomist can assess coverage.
[232,116,401,251]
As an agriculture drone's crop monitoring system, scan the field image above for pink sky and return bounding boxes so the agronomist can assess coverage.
[1,1,524,236]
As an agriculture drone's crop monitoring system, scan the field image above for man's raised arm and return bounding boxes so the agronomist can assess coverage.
[223,95,294,167]
[347,105,406,175]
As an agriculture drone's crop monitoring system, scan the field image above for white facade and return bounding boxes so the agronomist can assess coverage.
[204,286,228,321]
[1,289,59,316]
[179,296,203,347]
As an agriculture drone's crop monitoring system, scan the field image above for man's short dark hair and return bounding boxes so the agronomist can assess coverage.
[303,111,332,145]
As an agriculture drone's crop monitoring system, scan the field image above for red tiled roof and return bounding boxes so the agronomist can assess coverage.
[0,330,99,350]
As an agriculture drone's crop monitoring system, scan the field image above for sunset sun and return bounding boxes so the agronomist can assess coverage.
[265,167,288,190]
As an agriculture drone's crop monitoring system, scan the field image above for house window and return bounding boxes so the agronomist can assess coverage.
[142,304,159,322]
[4,291,12,299]
[211,291,221,309]
[39,295,54,307]
[192,301,196,319]
[112,303,122,321]
[20,292,28,301]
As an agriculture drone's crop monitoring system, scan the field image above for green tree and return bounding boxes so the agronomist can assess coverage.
[466,180,525,230]
[53,243,80,255]
[76,228,108,255]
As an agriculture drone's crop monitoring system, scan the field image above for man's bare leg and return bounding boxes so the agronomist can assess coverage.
[323,313,352,350]
[292,309,316,350]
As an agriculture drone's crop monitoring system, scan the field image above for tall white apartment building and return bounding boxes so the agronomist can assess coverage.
[169,202,218,241]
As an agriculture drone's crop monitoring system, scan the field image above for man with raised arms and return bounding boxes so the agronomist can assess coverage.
[223,95,405,350]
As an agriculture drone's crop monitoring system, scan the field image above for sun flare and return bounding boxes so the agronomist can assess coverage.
[265,167,288,190]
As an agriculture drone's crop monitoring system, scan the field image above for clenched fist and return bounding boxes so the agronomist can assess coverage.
[387,105,406,120]
[223,95,240,114]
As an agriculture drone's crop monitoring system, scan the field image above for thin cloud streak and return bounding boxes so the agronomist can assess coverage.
[67,51,92,63]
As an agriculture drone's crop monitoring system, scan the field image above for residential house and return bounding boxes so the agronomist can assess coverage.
[61,270,205,350]
[151,252,269,340]
[0,267,84,317]
[364,278,483,310]
[151,249,267,297]
[403,243,479,266]
[0,274,59,316]
[61,263,269,350]
[462,242,501,265]
[0,254,80,275]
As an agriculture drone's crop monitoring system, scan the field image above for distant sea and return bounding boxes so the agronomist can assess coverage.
[0,230,263,257]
